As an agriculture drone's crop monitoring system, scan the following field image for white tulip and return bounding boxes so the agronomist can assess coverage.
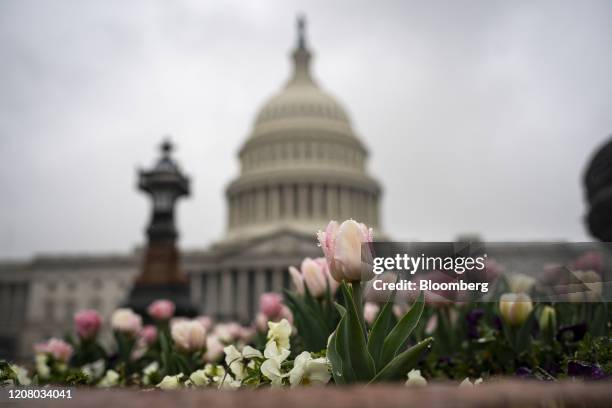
[111,308,142,336]
[405,369,427,387]
[171,320,206,352]
[318,219,374,282]
[507,273,536,294]
[289,351,331,387]
[499,293,533,326]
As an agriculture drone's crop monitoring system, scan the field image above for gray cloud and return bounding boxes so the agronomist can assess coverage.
[1,0,611,258]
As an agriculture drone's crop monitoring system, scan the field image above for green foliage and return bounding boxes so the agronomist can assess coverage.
[284,283,340,352]
[327,282,433,384]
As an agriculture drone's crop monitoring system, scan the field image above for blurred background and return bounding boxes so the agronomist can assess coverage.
[1,0,612,360]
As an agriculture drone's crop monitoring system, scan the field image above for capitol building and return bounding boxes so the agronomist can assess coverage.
[0,19,383,359]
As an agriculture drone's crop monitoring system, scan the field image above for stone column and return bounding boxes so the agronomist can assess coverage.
[220,270,233,319]
[341,187,351,220]
[272,266,285,293]
[236,270,249,323]
[270,185,280,221]
[284,185,294,219]
[257,189,266,223]
[190,274,202,313]
[298,184,308,218]
[312,183,322,219]
[254,268,267,309]
[205,272,218,318]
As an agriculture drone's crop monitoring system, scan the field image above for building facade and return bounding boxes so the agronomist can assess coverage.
[0,18,383,359]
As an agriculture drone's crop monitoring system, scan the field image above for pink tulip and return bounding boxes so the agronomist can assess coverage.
[140,325,158,346]
[289,257,339,297]
[147,299,175,321]
[111,308,143,336]
[317,219,374,282]
[259,292,283,319]
[74,309,102,340]
[34,338,73,363]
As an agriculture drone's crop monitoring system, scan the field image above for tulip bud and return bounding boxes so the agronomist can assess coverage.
[499,293,533,326]
[538,306,556,341]
[171,320,207,353]
[317,219,374,283]
[74,309,102,340]
[260,293,283,319]
[111,308,143,336]
[289,257,339,297]
[147,299,175,321]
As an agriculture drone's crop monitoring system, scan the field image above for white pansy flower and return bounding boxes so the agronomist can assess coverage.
[35,354,50,379]
[261,357,286,386]
[264,340,290,362]
[81,360,105,381]
[267,319,292,350]
[261,340,291,386]
[98,370,120,388]
[242,345,263,359]
[289,352,331,387]
[224,345,246,380]
[405,369,427,387]
[157,373,184,390]
[204,364,226,385]
[218,373,241,390]
[141,361,159,385]
[188,369,210,387]
[10,365,31,386]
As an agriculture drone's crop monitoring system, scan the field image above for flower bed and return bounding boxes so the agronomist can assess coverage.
[1,220,610,392]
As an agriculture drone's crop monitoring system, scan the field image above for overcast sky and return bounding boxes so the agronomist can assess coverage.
[1,0,611,259]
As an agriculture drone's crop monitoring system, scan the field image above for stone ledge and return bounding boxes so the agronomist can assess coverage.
[11,381,612,408]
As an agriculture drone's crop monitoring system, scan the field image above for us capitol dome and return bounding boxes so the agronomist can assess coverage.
[224,17,382,241]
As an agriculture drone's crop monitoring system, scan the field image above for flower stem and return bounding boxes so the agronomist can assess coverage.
[351,281,366,335]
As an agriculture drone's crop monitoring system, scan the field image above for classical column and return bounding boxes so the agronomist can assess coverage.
[205,272,219,318]
[270,185,280,221]
[341,187,351,220]
[312,183,322,219]
[254,268,267,309]
[272,266,285,293]
[189,274,202,313]
[326,184,335,220]
[298,184,308,218]
[284,185,294,219]
[220,270,233,319]
[257,189,266,222]
[236,270,249,322]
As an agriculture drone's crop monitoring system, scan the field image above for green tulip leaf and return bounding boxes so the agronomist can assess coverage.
[379,291,425,367]
[341,282,376,381]
[369,337,433,383]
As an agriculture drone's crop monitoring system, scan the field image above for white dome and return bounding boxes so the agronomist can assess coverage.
[224,18,382,241]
